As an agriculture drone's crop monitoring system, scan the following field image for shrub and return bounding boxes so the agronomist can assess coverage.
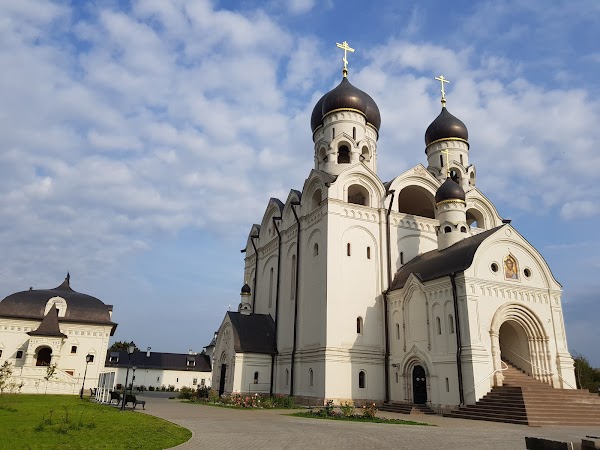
[148,386,155,391]
[321,399,335,417]
[178,387,194,399]
[272,394,295,408]
[197,386,210,399]
[340,402,355,417]
[361,402,377,419]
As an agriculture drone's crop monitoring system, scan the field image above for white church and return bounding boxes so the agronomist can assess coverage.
[211,43,579,415]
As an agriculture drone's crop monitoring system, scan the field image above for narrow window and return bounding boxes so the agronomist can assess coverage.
[332,128,335,139]
[193,378,198,385]
[285,369,289,386]
[366,246,371,259]
[446,377,450,392]
[201,379,206,386]
[157,376,160,382]
[440,154,443,167]
[359,371,366,389]
[357,317,363,334]
[400,252,404,264]
[309,369,314,387]
[448,315,455,334]
[313,243,319,257]
[0,350,2,358]
[176,378,179,382]
[254,372,259,384]
[268,268,274,308]
[460,154,464,165]
[352,127,356,140]
[460,226,467,233]
[436,316,441,335]
[16,351,23,359]
[337,145,350,164]
[88,355,94,363]
[291,255,296,300]
[71,345,77,354]
[396,323,400,339]
[347,243,351,256]
[444,226,452,233]
[395,372,399,383]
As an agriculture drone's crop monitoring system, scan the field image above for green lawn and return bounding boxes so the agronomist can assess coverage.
[0,394,191,450]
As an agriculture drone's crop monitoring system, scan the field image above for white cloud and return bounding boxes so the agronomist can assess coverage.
[287,0,315,15]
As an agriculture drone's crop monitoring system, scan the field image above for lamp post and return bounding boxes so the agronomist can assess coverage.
[131,366,137,394]
[121,344,135,411]
[80,354,93,399]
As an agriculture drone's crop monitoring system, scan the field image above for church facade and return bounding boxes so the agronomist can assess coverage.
[211,55,576,409]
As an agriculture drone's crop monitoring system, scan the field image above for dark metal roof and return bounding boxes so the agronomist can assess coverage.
[227,312,276,355]
[27,304,67,338]
[390,226,504,290]
[241,283,251,294]
[0,275,115,326]
[425,107,468,146]
[104,350,212,372]
[311,77,381,132]
[435,177,465,203]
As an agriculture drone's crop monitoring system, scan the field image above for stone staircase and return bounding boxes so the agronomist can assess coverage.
[446,360,600,426]
[379,402,436,415]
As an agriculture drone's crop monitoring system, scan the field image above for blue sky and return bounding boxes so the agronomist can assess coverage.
[1,0,599,365]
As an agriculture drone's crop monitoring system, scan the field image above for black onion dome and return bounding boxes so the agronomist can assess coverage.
[435,177,466,204]
[311,77,381,132]
[0,277,113,324]
[241,283,251,295]
[425,107,468,146]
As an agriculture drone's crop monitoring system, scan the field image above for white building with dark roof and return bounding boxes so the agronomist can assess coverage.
[0,274,116,394]
[210,48,600,425]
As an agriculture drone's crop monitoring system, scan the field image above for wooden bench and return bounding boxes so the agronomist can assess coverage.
[110,391,121,404]
[124,394,146,410]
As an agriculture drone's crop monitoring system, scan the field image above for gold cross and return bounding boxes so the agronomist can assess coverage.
[336,40,355,77]
[442,149,451,177]
[435,75,450,106]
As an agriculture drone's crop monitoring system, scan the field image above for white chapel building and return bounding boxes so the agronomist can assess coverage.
[211,56,577,411]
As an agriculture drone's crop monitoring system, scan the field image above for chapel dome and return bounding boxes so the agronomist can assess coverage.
[435,177,466,204]
[425,107,468,146]
[241,283,251,295]
[0,275,113,324]
[311,77,381,133]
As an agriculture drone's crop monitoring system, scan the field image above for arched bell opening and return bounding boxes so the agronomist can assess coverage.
[36,347,52,366]
[398,186,435,219]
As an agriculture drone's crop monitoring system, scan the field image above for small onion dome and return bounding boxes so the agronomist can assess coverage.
[310,77,381,133]
[435,177,466,204]
[425,107,468,146]
[241,283,251,295]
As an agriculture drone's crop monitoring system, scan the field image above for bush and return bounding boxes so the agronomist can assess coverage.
[340,402,355,417]
[361,403,377,419]
[272,394,295,408]
[178,387,194,400]
[148,386,155,391]
[197,386,210,399]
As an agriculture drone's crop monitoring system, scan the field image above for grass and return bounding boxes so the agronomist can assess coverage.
[290,411,433,426]
[0,394,191,450]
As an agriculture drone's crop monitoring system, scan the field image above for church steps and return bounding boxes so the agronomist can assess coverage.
[379,403,436,415]
[445,361,600,425]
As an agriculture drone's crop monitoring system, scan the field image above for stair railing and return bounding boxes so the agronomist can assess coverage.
[462,360,509,402]
[500,344,576,390]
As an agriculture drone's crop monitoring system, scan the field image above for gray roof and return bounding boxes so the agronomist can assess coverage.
[104,350,211,372]
[0,275,115,328]
[390,226,503,290]
[227,312,276,355]
[27,304,67,338]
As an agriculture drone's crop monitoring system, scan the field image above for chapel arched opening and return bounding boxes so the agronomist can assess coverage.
[398,186,435,219]
[499,320,532,376]
[36,347,52,366]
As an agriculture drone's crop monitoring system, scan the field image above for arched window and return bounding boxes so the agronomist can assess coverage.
[366,247,371,259]
[361,146,370,161]
[311,189,322,210]
[332,128,335,139]
[395,372,399,383]
[357,317,363,334]
[253,372,259,384]
[446,377,450,392]
[395,323,400,340]
[400,252,404,264]
[444,226,452,233]
[359,370,366,389]
[398,186,435,219]
[290,255,296,301]
[440,154,443,167]
[338,145,350,163]
[348,184,369,206]
[448,315,455,334]
[285,369,289,386]
[352,127,356,140]
[347,243,351,256]
[436,316,441,335]
[460,154,464,165]
[460,226,467,233]
[268,268,274,308]
[309,368,314,387]
[313,243,319,257]
[318,147,327,162]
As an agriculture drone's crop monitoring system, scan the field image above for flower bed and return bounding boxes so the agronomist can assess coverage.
[186,392,297,409]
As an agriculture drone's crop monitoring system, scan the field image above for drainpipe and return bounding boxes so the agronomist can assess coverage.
[290,201,301,397]
[270,216,283,397]
[383,189,395,403]
[450,273,465,405]
[250,234,259,312]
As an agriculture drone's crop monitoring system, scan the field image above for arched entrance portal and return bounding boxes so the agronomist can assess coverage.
[218,353,227,396]
[499,320,532,375]
[412,365,427,404]
[36,347,52,366]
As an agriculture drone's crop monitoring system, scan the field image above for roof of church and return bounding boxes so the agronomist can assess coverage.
[425,106,468,147]
[27,304,67,338]
[435,177,466,203]
[227,312,277,355]
[104,350,212,372]
[311,77,381,133]
[389,226,504,290]
[0,275,115,326]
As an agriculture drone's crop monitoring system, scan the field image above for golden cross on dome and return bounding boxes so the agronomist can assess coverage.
[442,148,451,177]
[336,40,355,77]
[435,75,450,107]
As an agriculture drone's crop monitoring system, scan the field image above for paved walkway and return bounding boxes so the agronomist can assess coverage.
[139,396,600,449]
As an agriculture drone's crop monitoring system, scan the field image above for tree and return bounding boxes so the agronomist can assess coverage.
[109,341,139,352]
[0,361,14,396]
[44,363,58,395]
[573,352,600,393]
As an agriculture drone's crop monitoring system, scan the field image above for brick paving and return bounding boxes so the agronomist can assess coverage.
[139,396,600,449]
